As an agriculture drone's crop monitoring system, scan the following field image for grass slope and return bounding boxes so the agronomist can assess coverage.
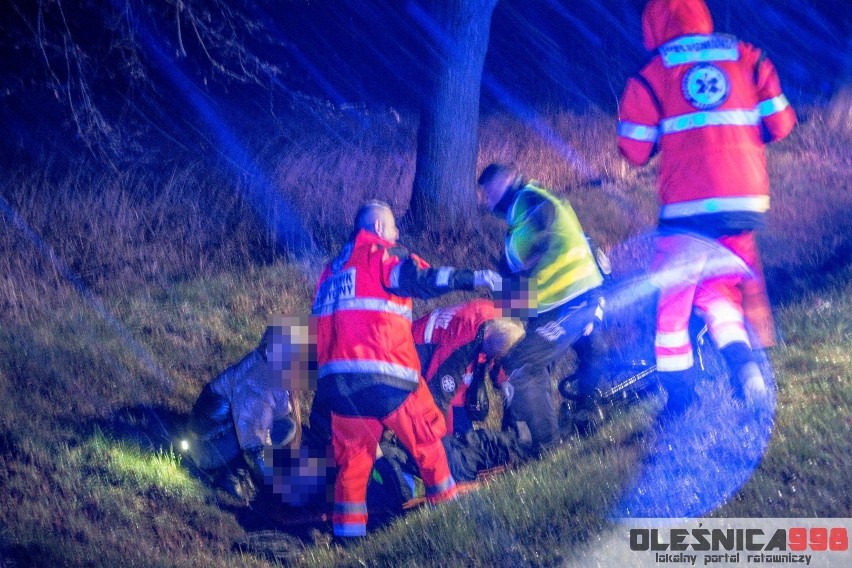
[0,106,849,566]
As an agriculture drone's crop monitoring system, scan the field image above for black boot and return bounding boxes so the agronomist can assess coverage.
[720,342,767,406]
[657,369,697,419]
[243,446,269,489]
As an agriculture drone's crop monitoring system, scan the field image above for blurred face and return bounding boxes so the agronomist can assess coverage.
[478,169,515,211]
[265,317,316,392]
[375,206,399,244]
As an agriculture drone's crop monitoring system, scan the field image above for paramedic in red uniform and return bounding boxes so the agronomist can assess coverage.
[412,299,525,435]
[311,200,500,541]
[617,0,796,414]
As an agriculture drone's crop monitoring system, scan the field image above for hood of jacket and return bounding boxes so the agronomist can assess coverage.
[642,0,714,51]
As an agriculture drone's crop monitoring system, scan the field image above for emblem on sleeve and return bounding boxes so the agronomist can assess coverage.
[682,64,729,109]
[441,375,457,393]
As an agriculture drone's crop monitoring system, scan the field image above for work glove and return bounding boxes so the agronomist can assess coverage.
[474,269,502,292]
[499,381,515,407]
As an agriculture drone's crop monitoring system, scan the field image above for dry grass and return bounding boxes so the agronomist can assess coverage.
[0,104,849,566]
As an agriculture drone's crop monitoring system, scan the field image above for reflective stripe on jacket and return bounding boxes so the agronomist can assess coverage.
[504,183,603,312]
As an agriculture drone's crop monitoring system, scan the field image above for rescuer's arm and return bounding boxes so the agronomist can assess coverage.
[750,46,797,143]
[617,75,662,166]
[383,247,497,298]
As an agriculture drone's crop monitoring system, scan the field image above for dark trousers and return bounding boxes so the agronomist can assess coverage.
[442,428,531,482]
[502,288,605,452]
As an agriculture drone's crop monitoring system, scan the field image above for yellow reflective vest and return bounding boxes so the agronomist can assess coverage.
[504,182,603,312]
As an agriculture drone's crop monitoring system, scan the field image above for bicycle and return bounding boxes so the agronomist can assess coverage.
[558,310,730,435]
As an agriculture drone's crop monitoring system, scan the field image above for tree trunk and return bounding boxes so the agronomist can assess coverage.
[826,39,852,133]
[409,0,498,230]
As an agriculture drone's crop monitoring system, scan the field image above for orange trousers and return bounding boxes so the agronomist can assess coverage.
[331,379,457,537]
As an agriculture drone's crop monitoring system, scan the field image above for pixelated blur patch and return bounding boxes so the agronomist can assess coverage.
[270,446,334,507]
[495,276,538,321]
[266,313,318,391]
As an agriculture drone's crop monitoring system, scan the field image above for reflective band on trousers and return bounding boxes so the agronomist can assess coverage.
[334,524,367,537]
[660,108,760,134]
[659,195,769,219]
[425,475,457,498]
[312,297,412,319]
[707,322,750,349]
[334,501,368,515]
[703,301,745,326]
[333,501,369,536]
[655,329,691,349]
[656,352,695,372]
[319,359,419,383]
[618,121,659,142]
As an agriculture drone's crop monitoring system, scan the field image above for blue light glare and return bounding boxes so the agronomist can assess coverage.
[116,0,315,255]
[482,73,596,179]
[0,192,172,390]
[603,233,777,519]
[613,374,776,518]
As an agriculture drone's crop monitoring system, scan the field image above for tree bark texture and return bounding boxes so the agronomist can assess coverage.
[410,0,498,230]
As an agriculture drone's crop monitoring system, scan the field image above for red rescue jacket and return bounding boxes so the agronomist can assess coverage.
[313,229,478,398]
[313,230,422,393]
[618,0,796,234]
[412,299,507,387]
[412,299,509,434]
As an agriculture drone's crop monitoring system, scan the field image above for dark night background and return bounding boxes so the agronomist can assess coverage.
[1,0,849,168]
[270,0,849,110]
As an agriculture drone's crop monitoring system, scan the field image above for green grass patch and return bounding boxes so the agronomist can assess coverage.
[78,428,202,501]
[718,271,852,518]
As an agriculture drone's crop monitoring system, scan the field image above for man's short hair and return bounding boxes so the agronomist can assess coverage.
[354,199,392,231]
[477,163,515,186]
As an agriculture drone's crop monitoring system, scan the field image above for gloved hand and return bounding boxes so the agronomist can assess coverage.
[474,269,502,292]
[499,381,515,407]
